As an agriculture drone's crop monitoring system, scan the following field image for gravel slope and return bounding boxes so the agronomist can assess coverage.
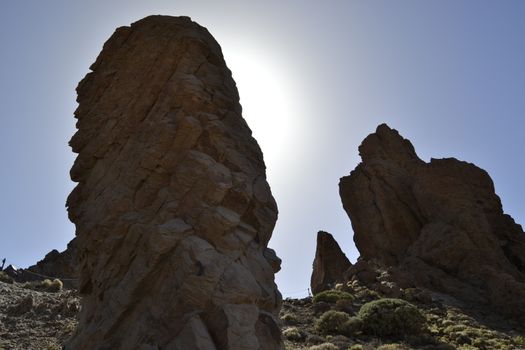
[0,280,78,350]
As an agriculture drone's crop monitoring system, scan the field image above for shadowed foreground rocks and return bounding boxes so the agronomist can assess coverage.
[65,15,282,349]
[339,124,525,320]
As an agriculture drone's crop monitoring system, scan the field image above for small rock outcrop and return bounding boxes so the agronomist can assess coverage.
[20,239,78,288]
[66,16,282,349]
[310,231,351,294]
[339,124,525,319]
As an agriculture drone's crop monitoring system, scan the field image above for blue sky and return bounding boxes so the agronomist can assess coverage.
[1,1,524,298]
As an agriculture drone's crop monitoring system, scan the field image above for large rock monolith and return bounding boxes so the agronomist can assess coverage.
[339,124,525,319]
[66,15,282,349]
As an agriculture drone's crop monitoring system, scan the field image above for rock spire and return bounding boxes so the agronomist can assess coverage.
[66,15,282,349]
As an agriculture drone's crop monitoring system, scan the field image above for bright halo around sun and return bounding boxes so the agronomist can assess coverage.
[224,48,297,179]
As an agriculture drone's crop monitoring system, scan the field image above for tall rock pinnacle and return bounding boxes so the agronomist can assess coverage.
[339,124,525,319]
[310,231,351,294]
[66,16,282,349]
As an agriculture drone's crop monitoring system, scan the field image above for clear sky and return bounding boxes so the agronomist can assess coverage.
[1,1,524,298]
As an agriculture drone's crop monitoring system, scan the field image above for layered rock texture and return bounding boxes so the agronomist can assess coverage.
[310,231,351,294]
[339,124,525,319]
[66,16,282,349]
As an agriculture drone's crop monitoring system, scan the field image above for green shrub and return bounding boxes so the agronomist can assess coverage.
[357,298,426,337]
[376,344,410,350]
[40,278,63,292]
[355,287,381,301]
[283,327,303,341]
[308,343,338,350]
[0,271,14,284]
[348,345,364,350]
[46,342,61,350]
[335,298,354,312]
[315,310,362,336]
[316,310,350,334]
[515,336,525,346]
[334,283,345,291]
[280,313,298,324]
[313,290,354,304]
[344,316,363,335]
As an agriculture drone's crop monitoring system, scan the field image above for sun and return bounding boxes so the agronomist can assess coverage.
[224,47,296,176]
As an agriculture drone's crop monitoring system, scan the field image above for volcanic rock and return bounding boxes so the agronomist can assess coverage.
[310,231,351,294]
[18,238,78,288]
[339,124,525,319]
[65,15,282,349]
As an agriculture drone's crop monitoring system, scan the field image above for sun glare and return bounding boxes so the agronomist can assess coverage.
[225,48,296,177]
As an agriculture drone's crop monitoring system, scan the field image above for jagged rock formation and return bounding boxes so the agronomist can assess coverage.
[18,239,78,288]
[65,16,282,349]
[339,124,525,319]
[310,231,351,294]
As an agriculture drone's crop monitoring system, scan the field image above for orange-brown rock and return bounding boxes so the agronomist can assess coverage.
[310,231,351,294]
[66,15,282,349]
[339,124,525,319]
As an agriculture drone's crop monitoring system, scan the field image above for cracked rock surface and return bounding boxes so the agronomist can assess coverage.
[66,15,282,349]
[339,124,525,321]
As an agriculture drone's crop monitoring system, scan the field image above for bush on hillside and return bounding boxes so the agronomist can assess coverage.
[39,279,63,292]
[308,343,338,350]
[0,271,14,284]
[283,327,303,341]
[357,298,426,337]
[313,290,354,304]
[315,310,362,336]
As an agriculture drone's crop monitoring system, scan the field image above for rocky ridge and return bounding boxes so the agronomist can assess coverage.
[337,124,525,320]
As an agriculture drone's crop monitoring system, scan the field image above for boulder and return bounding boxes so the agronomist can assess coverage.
[339,124,525,319]
[65,15,282,349]
[310,231,351,294]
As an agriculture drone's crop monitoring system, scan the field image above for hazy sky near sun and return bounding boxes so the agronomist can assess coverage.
[1,0,524,298]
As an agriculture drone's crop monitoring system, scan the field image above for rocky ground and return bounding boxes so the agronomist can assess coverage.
[279,280,525,350]
[0,273,79,350]
[1,272,525,349]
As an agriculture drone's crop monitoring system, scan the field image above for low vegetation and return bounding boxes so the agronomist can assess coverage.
[313,290,354,304]
[282,283,525,350]
[283,327,303,341]
[308,343,338,350]
[0,279,79,349]
[0,271,14,284]
[357,298,426,337]
[40,279,63,292]
[20,278,64,293]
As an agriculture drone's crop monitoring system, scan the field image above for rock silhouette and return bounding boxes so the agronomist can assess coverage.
[66,16,282,349]
[310,231,351,294]
[339,124,525,319]
[18,239,77,288]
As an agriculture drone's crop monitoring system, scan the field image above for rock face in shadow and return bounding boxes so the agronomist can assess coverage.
[310,231,351,294]
[339,124,525,319]
[66,16,282,349]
